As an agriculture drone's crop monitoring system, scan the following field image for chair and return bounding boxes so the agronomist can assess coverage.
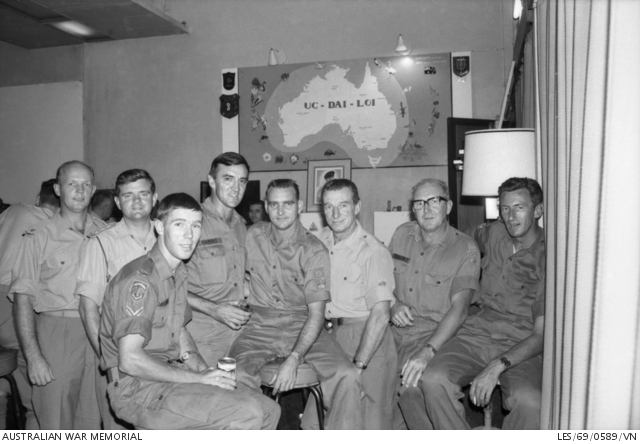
[0,346,26,429]
[259,357,325,430]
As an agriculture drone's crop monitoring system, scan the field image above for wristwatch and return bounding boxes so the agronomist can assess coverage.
[500,356,511,368]
[353,359,367,370]
[289,350,304,364]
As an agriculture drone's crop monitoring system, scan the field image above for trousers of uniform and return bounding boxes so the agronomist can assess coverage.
[391,318,438,430]
[229,308,365,430]
[94,356,131,430]
[0,288,38,430]
[419,325,543,430]
[331,320,397,430]
[107,373,280,430]
[33,315,101,430]
[187,311,239,367]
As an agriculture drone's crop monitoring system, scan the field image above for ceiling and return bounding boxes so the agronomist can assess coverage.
[0,0,188,49]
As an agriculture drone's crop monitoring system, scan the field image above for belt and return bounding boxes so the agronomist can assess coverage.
[328,316,368,327]
[42,310,81,318]
[105,367,127,385]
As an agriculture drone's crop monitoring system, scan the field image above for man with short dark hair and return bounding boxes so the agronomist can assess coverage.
[389,178,480,429]
[423,177,546,430]
[186,152,252,366]
[319,178,396,429]
[99,193,279,429]
[10,161,107,429]
[0,179,59,430]
[247,200,267,225]
[76,168,158,429]
[229,179,364,429]
[90,190,115,222]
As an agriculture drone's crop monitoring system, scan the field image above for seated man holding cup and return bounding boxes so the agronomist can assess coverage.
[99,193,279,429]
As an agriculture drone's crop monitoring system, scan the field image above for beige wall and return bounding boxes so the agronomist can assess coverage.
[1,0,516,229]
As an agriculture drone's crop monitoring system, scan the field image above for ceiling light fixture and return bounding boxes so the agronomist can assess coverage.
[395,34,411,56]
[47,20,101,38]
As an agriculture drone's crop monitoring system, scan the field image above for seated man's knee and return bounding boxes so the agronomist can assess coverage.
[421,362,451,392]
[508,384,541,415]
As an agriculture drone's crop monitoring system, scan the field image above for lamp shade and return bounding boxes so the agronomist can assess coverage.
[462,129,536,196]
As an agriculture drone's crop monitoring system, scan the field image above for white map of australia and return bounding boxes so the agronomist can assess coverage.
[264,61,407,168]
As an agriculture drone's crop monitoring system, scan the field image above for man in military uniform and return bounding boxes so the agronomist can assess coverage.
[186,152,252,366]
[76,169,158,429]
[317,178,397,429]
[229,179,363,430]
[100,193,279,429]
[10,161,107,430]
[388,179,480,429]
[423,177,546,429]
[0,179,59,430]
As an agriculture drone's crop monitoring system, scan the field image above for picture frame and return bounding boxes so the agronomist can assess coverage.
[306,159,351,212]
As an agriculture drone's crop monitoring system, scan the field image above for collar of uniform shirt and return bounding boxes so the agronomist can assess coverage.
[53,211,99,236]
[262,220,307,246]
[203,197,243,226]
[149,244,187,283]
[499,224,546,257]
[408,221,450,249]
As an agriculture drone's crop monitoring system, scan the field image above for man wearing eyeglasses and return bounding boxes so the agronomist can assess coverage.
[389,178,481,429]
[229,179,364,429]
[422,177,546,430]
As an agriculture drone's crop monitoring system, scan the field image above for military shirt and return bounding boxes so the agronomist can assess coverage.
[9,212,107,312]
[75,219,157,307]
[100,244,192,370]
[246,221,330,312]
[389,222,480,325]
[320,221,395,319]
[471,220,546,342]
[0,203,54,287]
[186,198,246,303]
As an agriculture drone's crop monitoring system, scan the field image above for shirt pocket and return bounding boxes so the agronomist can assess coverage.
[337,266,364,312]
[419,273,452,314]
[195,244,228,285]
[41,251,78,296]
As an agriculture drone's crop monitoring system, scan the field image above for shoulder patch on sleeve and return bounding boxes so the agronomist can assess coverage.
[130,280,149,301]
[378,279,388,287]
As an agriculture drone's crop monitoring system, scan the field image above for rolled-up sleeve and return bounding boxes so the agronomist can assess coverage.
[9,233,41,306]
[363,246,395,309]
[449,249,481,296]
[75,237,108,306]
[112,276,156,348]
[303,248,331,305]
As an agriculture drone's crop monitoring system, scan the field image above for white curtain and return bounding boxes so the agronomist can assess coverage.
[536,0,640,429]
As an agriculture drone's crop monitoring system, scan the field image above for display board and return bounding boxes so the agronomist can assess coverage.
[237,53,452,171]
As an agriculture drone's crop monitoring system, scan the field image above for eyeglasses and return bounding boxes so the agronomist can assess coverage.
[411,196,448,210]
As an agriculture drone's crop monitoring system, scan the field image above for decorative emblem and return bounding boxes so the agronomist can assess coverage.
[378,280,387,287]
[130,280,148,301]
[223,72,235,90]
[452,56,470,78]
[220,94,239,119]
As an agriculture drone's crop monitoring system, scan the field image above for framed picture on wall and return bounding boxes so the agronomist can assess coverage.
[306,159,351,212]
